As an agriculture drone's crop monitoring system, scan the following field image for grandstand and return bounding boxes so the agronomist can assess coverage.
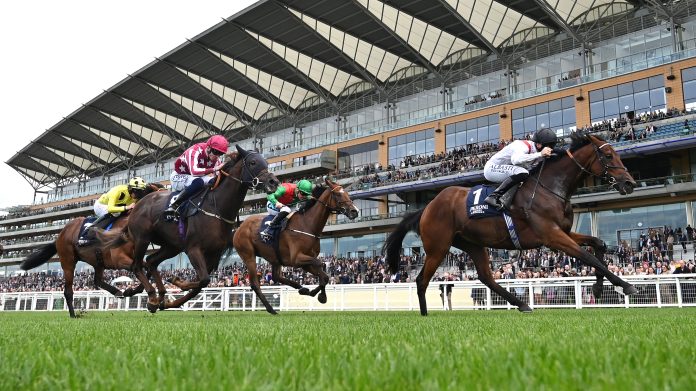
[3,0,696,279]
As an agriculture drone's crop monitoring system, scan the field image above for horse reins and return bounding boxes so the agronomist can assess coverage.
[199,152,270,224]
[287,185,355,239]
[529,141,626,206]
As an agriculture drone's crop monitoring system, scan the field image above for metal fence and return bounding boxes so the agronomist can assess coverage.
[2,275,695,313]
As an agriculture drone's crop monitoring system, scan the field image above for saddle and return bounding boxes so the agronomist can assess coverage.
[165,187,210,222]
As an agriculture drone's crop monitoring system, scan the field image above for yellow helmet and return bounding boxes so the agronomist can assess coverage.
[128,177,147,190]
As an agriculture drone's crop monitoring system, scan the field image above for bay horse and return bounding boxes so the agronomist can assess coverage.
[384,132,638,315]
[99,145,279,312]
[232,178,359,314]
[19,183,165,318]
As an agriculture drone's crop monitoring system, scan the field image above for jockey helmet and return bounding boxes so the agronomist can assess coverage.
[531,128,558,147]
[207,135,229,154]
[297,179,313,195]
[128,177,147,191]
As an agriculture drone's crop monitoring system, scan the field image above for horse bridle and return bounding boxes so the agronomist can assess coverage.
[314,185,354,216]
[566,141,627,187]
[212,152,269,190]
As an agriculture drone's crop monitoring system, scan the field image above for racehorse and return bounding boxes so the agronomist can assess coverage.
[20,183,165,318]
[384,131,638,315]
[99,145,279,312]
[232,178,359,314]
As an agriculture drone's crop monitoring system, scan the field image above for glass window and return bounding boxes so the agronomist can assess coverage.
[388,129,435,167]
[632,78,649,92]
[682,66,696,82]
[648,75,664,89]
[617,82,633,96]
[618,95,634,113]
[445,115,500,151]
[603,86,618,99]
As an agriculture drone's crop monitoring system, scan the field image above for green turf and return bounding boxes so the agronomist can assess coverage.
[0,309,694,391]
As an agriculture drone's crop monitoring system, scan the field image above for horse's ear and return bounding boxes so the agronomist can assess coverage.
[324,176,332,187]
[235,144,248,158]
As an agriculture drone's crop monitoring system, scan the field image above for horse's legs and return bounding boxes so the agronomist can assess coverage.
[301,263,330,304]
[549,231,637,295]
[129,239,159,312]
[416,234,452,316]
[93,265,123,297]
[568,232,608,300]
[270,264,308,292]
[141,247,180,310]
[161,247,211,310]
[464,244,532,312]
[62,263,77,318]
[239,252,277,315]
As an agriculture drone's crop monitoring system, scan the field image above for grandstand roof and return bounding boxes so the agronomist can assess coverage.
[8,0,644,188]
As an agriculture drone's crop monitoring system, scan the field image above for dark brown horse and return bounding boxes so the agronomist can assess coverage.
[100,145,279,312]
[232,178,359,314]
[384,132,638,315]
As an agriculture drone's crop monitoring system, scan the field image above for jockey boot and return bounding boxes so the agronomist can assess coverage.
[77,214,113,247]
[484,173,528,210]
[260,211,289,241]
[163,179,203,221]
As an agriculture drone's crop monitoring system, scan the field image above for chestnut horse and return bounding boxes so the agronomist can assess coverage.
[100,145,279,312]
[19,183,164,317]
[384,132,638,315]
[232,178,359,314]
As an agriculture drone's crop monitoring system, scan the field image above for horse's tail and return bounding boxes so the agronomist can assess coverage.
[384,209,424,274]
[20,242,57,270]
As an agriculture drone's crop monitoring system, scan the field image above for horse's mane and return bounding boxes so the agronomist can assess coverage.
[298,184,326,212]
[221,151,241,170]
[569,130,603,152]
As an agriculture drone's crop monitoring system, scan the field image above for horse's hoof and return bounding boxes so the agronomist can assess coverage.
[518,305,533,313]
[115,291,124,298]
[318,292,327,304]
[146,302,159,313]
[298,288,310,295]
[623,285,638,296]
[267,308,278,315]
[158,302,166,311]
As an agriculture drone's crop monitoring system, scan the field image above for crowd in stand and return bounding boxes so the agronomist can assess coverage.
[0,200,93,221]
[463,91,504,106]
[351,140,511,190]
[577,107,692,142]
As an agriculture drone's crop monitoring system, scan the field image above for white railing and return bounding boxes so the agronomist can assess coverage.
[2,275,696,313]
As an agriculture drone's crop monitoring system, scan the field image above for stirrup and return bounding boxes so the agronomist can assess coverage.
[163,208,179,222]
[77,238,92,247]
[484,195,504,210]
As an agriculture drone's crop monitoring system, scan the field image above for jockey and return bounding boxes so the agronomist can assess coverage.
[163,134,228,221]
[483,128,558,210]
[260,179,314,241]
[77,177,149,246]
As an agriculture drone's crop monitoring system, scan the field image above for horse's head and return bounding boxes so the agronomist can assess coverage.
[570,132,636,195]
[219,145,279,192]
[317,177,359,220]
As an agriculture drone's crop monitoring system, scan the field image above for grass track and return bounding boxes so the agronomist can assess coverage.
[0,308,694,390]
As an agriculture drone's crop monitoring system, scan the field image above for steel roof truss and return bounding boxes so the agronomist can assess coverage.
[189,40,296,119]
[231,22,341,114]
[436,0,501,58]
[156,60,258,135]
[278,1,387,97]
[530,0,584,43]
[348,0,439,78]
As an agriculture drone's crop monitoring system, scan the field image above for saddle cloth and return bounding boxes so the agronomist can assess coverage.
[466,184,502,220]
